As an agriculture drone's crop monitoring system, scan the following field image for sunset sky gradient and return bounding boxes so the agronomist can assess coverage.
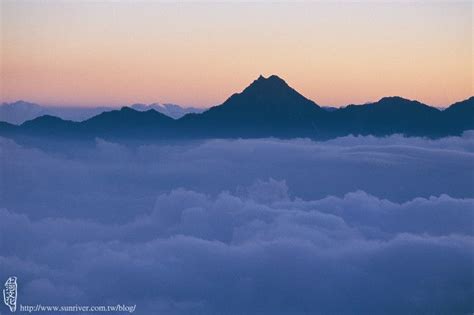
[1,1,472,107]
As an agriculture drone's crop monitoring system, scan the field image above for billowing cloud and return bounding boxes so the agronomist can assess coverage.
[0,133,473,314]
[2,132,473,222]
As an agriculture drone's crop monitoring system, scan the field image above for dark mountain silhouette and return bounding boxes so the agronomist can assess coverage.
[445,96,474,113]
[0,75,472,140]
[442,96,474,133]
[0,100,203,124]
[325,96,444,137]
[21,115,78,136]
[0,121,17,135]
[180,75,326,137]
[79,106,174,138]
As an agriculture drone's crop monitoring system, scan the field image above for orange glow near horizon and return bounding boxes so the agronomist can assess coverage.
[0,1,472,108]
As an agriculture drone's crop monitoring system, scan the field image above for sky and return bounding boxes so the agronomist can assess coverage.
[0,1,472,108]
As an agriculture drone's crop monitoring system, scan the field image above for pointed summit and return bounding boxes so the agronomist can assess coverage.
[234,75,314,108]
[181,74,326,137]
[219,74,321,112]
[244,74,291,95]
[255,74,285,82]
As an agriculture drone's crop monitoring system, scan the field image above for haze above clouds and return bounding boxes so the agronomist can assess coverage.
[1,133,473,314]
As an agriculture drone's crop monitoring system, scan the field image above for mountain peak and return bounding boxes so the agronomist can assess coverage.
[120,106,137,112]
[377,96,424,105]
[214,74,322,112]
[199,74,323,129]
[253,74,287,84]
[6,100,41,108]
[375,96,430,108]
[243,74,292,96]
[379,96,408,102]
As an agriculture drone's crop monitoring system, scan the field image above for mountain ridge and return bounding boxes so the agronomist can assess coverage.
[1,75,472,140]
[0,101,203,124]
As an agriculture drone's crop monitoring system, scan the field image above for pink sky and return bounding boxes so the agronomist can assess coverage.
[1,1,472,107]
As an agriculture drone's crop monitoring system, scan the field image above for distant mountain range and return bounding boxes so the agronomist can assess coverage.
[129,103,205,119]
[0,75,472,140]
[0,101,204,124]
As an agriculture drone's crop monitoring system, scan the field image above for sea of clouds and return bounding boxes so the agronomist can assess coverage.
[1,133,473,314]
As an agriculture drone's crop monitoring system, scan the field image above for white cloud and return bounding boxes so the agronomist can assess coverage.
[0,133,473,314]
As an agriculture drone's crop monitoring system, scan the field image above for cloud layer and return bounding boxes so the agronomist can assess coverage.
[1,133,473,314]
[2,132,473,222]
